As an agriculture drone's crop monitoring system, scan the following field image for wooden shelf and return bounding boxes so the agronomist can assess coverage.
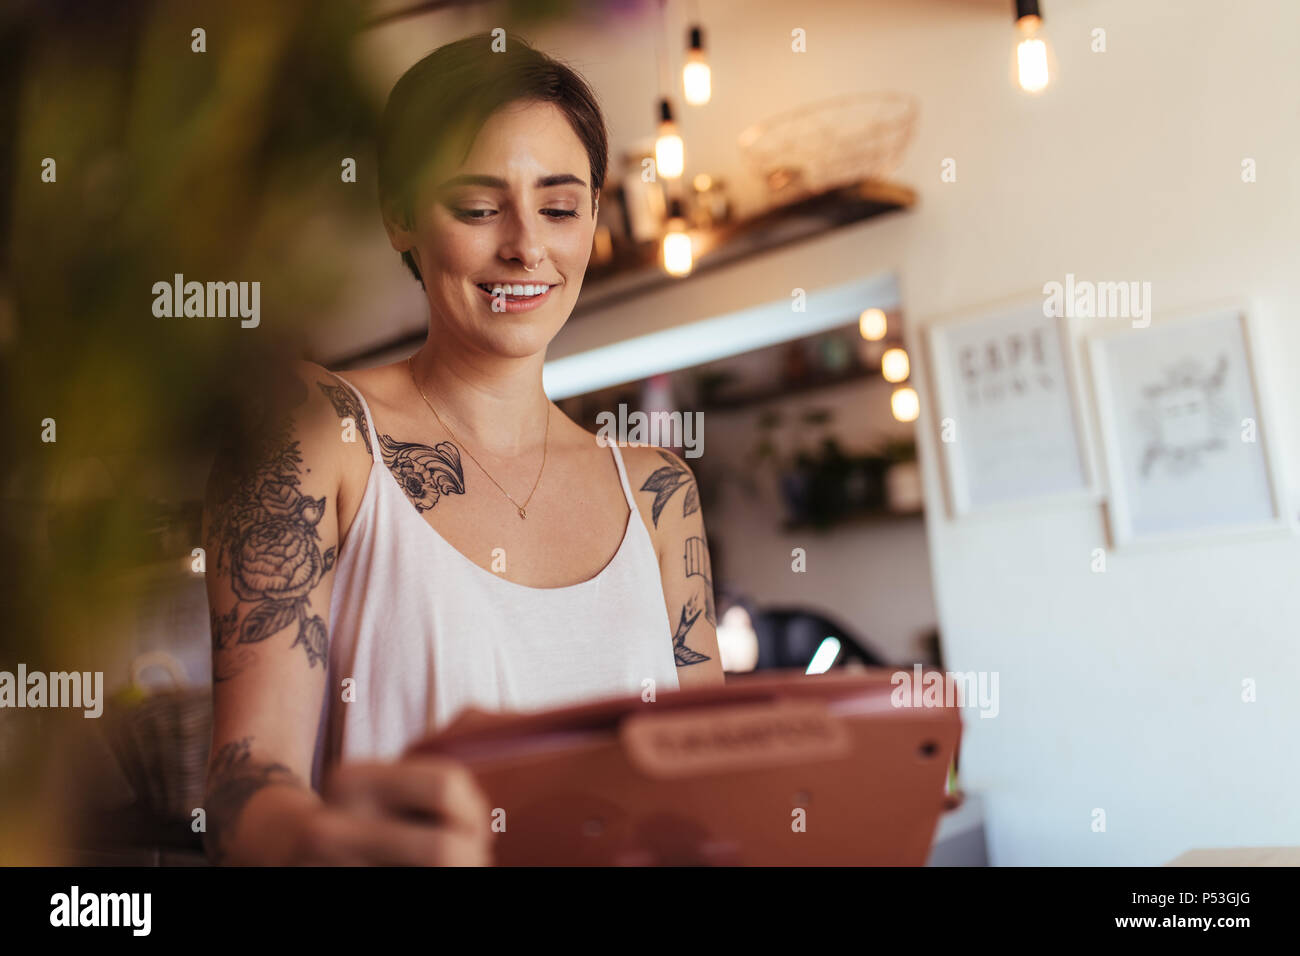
[573,178,915,318]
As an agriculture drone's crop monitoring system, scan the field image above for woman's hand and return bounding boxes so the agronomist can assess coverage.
[299,754,494,866]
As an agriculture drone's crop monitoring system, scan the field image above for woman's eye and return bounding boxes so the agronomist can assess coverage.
[454,208,580,221]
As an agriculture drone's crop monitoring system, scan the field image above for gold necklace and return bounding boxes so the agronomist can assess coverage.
[407,355,549,519]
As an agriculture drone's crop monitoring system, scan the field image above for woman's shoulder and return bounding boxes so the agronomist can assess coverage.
[226,358,344,437]
[557,406,697,489]
[245,360,380,476]
[595,439,703,544]
[316,360,413,417]
[206,361,357,507]
[613,442,699,486]
[279,360,361,434]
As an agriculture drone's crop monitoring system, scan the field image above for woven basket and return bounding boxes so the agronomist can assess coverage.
[103,651,212,822]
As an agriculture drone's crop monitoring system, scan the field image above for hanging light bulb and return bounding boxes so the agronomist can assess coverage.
[881,347,910,383]
[662,197,693,276]
[683,26,711,106]
[1013,0,1051,94]
[858,308,887,341]
[891,386,920,423]
[655,98,684,180]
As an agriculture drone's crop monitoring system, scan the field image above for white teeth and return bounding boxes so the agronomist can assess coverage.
[482,283,549,297]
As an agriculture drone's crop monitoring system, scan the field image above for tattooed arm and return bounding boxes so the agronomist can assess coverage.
[201,361,494,866]
[200,360,343,864]
[631,448,726,690]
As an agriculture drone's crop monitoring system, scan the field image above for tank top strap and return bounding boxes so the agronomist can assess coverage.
[325,371,380,464]
[606,441,639,511]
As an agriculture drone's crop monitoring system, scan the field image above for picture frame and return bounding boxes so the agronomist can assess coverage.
[924,296,1099,518]
[1086,301,1292,548]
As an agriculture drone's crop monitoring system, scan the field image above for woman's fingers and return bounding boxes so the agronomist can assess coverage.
[311,806,492,866]
[322,755,493,839]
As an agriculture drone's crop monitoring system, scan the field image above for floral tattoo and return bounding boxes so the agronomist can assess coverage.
[378,433,466,512]
[207,382,334,678]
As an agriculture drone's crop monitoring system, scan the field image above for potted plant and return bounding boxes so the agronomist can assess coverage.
[755,408,889,529]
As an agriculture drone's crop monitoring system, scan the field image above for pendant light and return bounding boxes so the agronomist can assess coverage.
[891,387,920,423]
[655,98,685,180]
[652,1,684,179]
[683,25,711,106]
[1013,0,1051,94]
[661,197,693,276]
[858,308,887,341]
[881,348,910,384]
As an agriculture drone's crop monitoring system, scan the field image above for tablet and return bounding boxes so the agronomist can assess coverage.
[406,668,963,865]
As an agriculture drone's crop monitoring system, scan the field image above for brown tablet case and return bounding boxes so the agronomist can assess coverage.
[406,669,963,866]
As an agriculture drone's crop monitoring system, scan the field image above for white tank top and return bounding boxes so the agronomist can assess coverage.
[312,373,679,788]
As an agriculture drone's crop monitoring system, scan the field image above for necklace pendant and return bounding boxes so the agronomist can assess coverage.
[518,506,527,519]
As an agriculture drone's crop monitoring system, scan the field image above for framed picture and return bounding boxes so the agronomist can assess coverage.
[1087,302,1291,548]
[925,297,1098,517]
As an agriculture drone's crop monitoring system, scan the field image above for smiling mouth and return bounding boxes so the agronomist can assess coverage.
[475,282,557,298]
[474,282,557,312]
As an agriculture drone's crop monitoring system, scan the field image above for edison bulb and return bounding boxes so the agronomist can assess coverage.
[892,386,919,422]
[881,347,910,383]
[683,51,711,106]
[655,124,684,179]
[1014,15,1051,93]
[859,308,887,341]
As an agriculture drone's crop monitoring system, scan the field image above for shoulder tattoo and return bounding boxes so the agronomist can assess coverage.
[316,380,373,458]
[639,450,700,528]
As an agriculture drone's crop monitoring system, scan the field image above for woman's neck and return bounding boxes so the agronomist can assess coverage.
[408,339,551,457]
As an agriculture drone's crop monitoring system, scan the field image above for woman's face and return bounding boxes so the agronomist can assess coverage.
[391,99,599,360]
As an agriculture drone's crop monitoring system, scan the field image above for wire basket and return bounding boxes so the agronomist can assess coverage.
[737,92,918,202]
[103,651,212,822]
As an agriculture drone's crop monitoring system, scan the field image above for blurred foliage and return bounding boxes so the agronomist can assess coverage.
[2,0,624,863]
[0,0,389,862]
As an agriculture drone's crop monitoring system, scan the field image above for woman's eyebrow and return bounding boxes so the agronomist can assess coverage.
[437,172,587,191]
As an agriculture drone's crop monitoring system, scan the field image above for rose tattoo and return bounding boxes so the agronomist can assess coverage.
[207,414,333,675]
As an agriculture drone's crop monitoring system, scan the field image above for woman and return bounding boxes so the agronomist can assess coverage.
[200,32,724,865]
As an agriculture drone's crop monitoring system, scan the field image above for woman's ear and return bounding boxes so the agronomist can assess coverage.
[382,201,417,253]
[382,202,425,277]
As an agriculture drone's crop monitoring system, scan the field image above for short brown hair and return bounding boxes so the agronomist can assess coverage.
[377,32,609,285]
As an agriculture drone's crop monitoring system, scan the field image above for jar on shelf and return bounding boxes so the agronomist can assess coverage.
[620,148,667,243]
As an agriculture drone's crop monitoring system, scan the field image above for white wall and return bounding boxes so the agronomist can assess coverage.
[547,0,1300,864]
[900,0,1300,867]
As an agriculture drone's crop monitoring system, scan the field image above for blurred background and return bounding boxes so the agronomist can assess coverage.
[2,0,1299,866]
